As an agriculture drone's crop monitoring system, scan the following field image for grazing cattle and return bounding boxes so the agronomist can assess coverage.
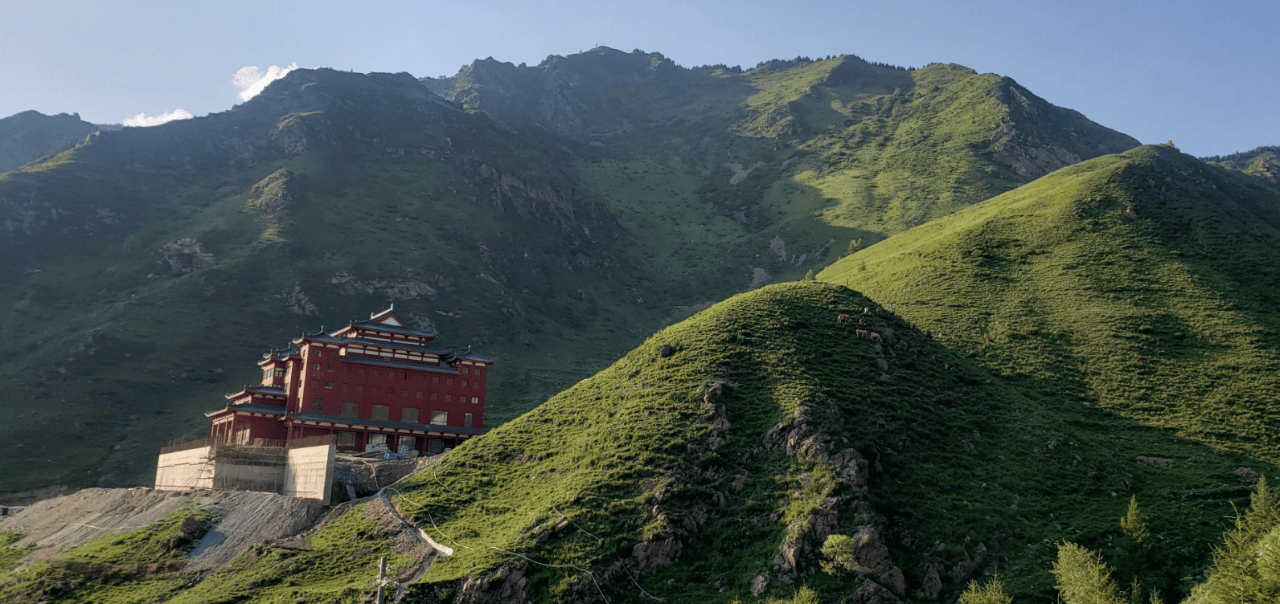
[944,362,955,370]
[836,314,854,326]
[859,318,867,325]
[863,307,872,315]
[868,332,883,343]
[855,329,869,338]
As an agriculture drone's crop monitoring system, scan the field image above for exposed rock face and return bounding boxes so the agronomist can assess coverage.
[281,284,319,316]
[246,168,300,218]
[453,564,530,604]
[916,564,943,600]
[159,237,215,273]
[948,542,988,583]
[749,573,770,596]
[775,498,839,573]
[328,271,442,301]
[852,526,906,597]
[988,79,1139,180]
[632,536,683,572]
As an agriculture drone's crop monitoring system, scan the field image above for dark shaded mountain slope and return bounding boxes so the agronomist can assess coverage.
[0,69,631,490]
[0,110,100,173]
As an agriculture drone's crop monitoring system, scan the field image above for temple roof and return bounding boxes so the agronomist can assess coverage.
[452,347,498,364]
[259,346,299,363]
[224,385,287,400]
[286,412,487,436]
[342,354,461,375]
[204,403,288,418]
[343,306,438,339]
[344,336,452,355]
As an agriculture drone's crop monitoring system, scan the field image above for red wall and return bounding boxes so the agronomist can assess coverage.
[294,343,487,429]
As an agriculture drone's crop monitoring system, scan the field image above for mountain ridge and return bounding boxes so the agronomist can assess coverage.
[0,50,1149,495]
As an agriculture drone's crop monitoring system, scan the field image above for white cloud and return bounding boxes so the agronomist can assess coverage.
[122,108,194,128]
[233,62,298,102]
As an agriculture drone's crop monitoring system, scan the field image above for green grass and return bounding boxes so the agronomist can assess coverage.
[0,505,210,603]
[822,145,1280,464]
[144,281,1266,603]
[0,56,1137,497]
[169,503,413,604]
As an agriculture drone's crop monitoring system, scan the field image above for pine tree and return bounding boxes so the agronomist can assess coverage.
[959,576,1014,604]
[845,238,864,256]
[1244,474,1280,539]
[1051,542,1127,604]
[1120,496,1150,544]
[1194,475,1280,602]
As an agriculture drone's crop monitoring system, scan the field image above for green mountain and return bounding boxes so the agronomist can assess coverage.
[822,144,1280,464]
[0,110,100,173]
[430,48,1139,233]
[0,49,1140,493]
[1,282,1267,603]
[1205,145,1280,187]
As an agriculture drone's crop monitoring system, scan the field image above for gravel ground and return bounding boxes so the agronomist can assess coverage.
[0,487,325,572]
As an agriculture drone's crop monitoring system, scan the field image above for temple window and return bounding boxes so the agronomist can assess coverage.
[341,401,358,417]
[402,408,419,423]
[372,405,389,420]
[337,431,356,446]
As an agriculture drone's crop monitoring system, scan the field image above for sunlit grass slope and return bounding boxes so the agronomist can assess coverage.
[822,145,1280,464]
[185,282,1268,603]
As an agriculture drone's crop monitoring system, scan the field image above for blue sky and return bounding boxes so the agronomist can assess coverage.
[1,0,1275,156]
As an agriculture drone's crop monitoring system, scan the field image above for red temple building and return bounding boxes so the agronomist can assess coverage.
[205,307,495,455]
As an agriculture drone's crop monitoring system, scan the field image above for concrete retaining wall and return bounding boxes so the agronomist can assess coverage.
[211,462,284,493]
[154,446,215,491]
[283,444,336,504]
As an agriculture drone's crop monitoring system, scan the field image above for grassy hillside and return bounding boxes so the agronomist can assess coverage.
[0,69,650,491]
[822,145,1280,467]
[70,282,1266,604]
[1205,144,1280,187]
[0,49,1138,493]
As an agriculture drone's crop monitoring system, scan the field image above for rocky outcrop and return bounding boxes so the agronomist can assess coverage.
[246,168,300,218]
[988,79,1139,180]
[159,237,215,274]
[328,271,443,301]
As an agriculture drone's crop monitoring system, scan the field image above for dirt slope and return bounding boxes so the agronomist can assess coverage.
[0,487,324,572]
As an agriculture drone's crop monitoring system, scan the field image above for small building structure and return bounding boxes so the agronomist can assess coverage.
[204,307,495,456]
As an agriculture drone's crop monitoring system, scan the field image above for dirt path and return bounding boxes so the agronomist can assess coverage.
[376,487,453,602]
